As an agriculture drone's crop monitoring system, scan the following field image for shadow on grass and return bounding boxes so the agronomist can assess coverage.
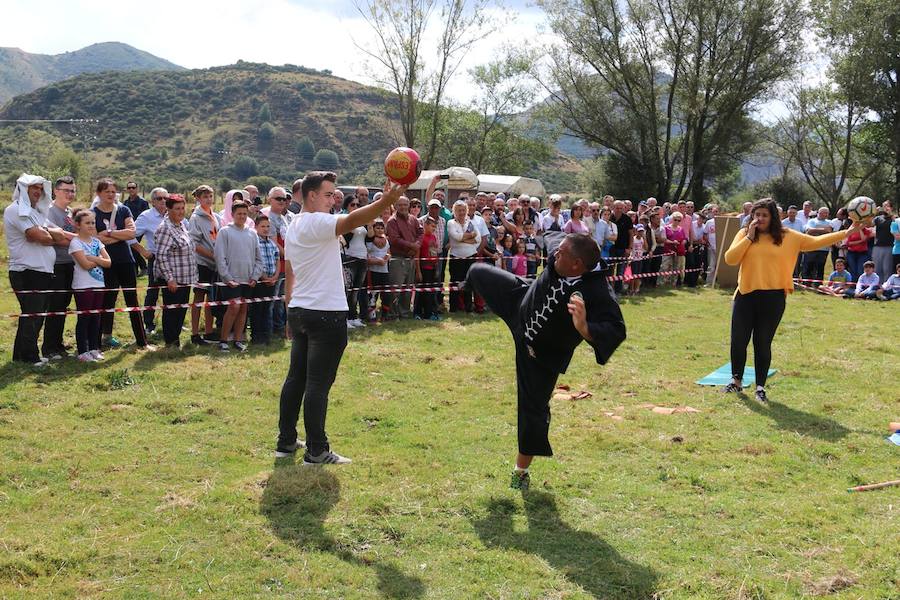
[0,351,127,391]
[260,464,425,599]
[471,492,658,599]
[739,395,851,441]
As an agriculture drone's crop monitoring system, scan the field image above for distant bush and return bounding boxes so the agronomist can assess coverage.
[232,155,259,179]
[314,149,340,170]
[245,175,279,195]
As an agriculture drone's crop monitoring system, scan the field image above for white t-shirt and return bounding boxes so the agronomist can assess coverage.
[346,225,368,260]
[285,212,348,311]
[68,237,106,289]
[3,202,55,273]
[366,239,390,274]
[702,219,716,250]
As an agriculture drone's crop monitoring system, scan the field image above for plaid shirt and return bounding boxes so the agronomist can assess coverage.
[258,236,279,278]
[154,217,198,284]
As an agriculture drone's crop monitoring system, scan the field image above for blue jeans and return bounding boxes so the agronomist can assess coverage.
[846,251,869,284]
[278,307,348,455]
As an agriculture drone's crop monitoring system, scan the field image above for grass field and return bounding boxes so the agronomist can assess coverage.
[0,256,898,598]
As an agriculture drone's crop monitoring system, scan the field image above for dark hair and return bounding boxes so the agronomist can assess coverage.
[863,260,875,269]
[291,178,304,196]
[424,216,436,226]
[747,198,784,246]
[570,204,583,217]
[72,209,93,224]
[165,196,184,210]
[565,232,601,271]
[787,205,798,211]
[255,214,270,225]
[301,171,337,200]
[835,257,846,265]
[54,176,75,189]
[231,201,249,213]
[512,207,525,224]
[95,178,116,195]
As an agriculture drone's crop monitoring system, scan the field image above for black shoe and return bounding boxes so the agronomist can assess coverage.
[203,332,220,342]
[191,334,212,346]
[303,450,352,465]
[754,388,768,403]
[723,382,743,393]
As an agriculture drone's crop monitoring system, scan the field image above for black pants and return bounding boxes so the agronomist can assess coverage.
[609,247,627,293]
[9,269,53,363]
[73,288,104,354]
[343,256,368,320]
[278,307,348,455]
[43,262,74,355]
[645,248,663,287]
[143,257,159,331]
[684,245,702,287]
[101,262,147,346]
[467,263,557,456]
[730,290,786,388]
[448,256,476,312]
[416,267,438,318]
[801,252,827,286]
[249,282,275,344]
[160,281,190,346]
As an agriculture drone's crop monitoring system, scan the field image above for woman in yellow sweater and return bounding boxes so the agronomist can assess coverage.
[723,198,863,402]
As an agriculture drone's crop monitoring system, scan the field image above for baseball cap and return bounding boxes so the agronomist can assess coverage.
[428,199,442,207]
[634,224,645,231]
[192,184,214,197]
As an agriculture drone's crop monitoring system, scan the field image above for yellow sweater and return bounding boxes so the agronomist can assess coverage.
[724,228,849,295]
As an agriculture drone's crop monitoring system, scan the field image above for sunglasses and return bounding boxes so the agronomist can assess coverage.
[348,202,359,207]
[127,186,136,190]
[271,197,287,201]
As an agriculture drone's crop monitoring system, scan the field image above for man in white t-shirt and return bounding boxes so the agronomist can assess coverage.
[3,173,68,366]
[276,171,405,464]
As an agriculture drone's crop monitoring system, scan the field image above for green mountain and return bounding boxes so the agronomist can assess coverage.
[0,42,183,105]
[0,62,401,190]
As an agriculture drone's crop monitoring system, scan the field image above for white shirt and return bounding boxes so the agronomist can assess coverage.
[346,225,368,260]
[702,219,716,250]
[284,212,348,311]
[3,201,55,273]
[447,218,481,258]
[69,237,106,289]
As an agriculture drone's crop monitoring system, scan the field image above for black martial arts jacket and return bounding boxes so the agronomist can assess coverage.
[518,256,626,374]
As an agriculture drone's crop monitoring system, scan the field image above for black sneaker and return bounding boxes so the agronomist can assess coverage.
[510,470,530,491]
[754,389,768,403]
[274,440,306,458]
[191,334,212,346]
[303,450,352,465]
[203,332,220,343]
[722,382,743,393]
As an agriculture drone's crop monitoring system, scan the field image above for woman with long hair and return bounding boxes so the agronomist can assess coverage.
[723,198,863,402]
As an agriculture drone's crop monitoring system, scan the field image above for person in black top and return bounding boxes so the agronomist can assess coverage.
[123,182,150,274]
[872,201,895,281]
[466,233,627,490]
[609,200,633,294]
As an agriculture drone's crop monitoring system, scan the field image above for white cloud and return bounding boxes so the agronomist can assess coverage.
[3,0,554,103]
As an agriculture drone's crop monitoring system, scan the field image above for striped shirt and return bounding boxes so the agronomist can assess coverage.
[154,217,198,284]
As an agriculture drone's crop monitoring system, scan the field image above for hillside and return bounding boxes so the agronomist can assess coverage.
[0,42,183,105]
[0,62,403,189]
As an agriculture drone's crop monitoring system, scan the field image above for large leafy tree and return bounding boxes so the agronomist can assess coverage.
[538,0,805,202]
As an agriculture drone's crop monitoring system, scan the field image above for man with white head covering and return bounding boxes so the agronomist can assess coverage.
[4,174,68,365]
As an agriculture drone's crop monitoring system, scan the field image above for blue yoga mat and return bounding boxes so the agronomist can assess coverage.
[696,362,777,386]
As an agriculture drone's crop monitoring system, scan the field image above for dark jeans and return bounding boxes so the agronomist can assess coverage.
[250,282,275,344]
[801,251,827,286]
[846,251,869,283]
[466,263,557,456]
[645,248,663,287]
[278,307,349,455]
[609,247,627,292]
[74,288,104,354]
[9,269,53,363]
[101,261,148,346]
[343,256,368,320]
[43,262,74,355]
[272,274,286,334]
[415,267,438,318]
[684,245,702,287]
[160,281,190,346]
[730,290,785,388]
[448,256,476,312]
[143,257,159,331]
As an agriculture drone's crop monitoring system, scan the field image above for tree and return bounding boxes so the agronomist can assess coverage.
[314,149,340,170]
[258,122,276,149]
[538,0,805,203]
[812,0,899,202]
[354,0,491,168]
[233,155,260,179]
[218,177,235,193]
[296,136,316,161]
[244,175,279,195]
[257,102,272,124]
[47,148,86,183]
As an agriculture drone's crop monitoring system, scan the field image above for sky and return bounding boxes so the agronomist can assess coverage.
[3,0,551,103]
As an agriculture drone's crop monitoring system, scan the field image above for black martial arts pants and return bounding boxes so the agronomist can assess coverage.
[730,289,785,388]
[466,263,557,456]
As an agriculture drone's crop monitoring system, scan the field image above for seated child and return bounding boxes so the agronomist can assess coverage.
[847,260,882,299]
[820,257,854,297]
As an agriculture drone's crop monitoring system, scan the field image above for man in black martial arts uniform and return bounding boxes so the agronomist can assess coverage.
[466,233,626,490]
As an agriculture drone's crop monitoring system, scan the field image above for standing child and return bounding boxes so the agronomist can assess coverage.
[820,257,854,297]
[366,220,391,321]
[250,214,281,345]
[523,222,538,278]
[68,210,112,362]
[628,224,647,296]
[416,217,440,320]
[511,239,528,277]
[501,234,514,272]
[214,201,263,351]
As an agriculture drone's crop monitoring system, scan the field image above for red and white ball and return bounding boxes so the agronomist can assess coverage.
[846,196,875,222]
[384,147,422,186]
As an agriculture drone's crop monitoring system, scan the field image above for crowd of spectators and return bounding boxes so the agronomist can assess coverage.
[4,170,898,367]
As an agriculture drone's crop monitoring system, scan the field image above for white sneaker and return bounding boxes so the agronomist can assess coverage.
[351,318,365,327]
[347,320,358,329]
[90,350,104,361]
[32,357,50,367]
[77,352,96,362]
[303,450,352,465]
